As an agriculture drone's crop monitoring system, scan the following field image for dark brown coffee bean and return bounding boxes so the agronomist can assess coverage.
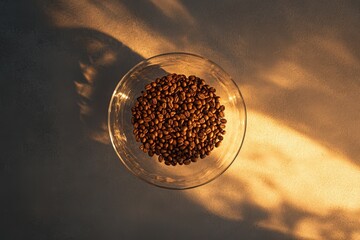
[145,84,152,90]
[184,159,191,165]
[205,127,212,135]
[209,132,214,138]
[145,142,150,149]
[198,93,206,100]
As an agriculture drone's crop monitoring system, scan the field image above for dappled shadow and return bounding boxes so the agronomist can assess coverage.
[1,1,297,239]
[43,0,360,166]
[61,28,143,143]
[177,0,360,166]
[6,0,360,239]
[54,1,360,239]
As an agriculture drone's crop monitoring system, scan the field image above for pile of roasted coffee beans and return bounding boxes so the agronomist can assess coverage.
[131,74,226,166]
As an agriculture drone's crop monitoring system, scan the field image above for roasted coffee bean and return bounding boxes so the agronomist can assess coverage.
[198,93,206,100]
[131,73,227,166]
[145,84,152,90]
[184,159,191,165]
[220,119,227,123]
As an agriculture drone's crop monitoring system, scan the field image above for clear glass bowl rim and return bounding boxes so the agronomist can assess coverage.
[108,52,247,190]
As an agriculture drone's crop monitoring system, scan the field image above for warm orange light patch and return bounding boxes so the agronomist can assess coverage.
[185,111,360,239]
[40,1,360,238]
[261,61,312,89]
[44,0,176,58]
[149,0,195,25]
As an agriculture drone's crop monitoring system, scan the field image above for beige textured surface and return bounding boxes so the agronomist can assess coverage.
[4,0,359,239]
[45,0,360,239]
[43,1,360,238]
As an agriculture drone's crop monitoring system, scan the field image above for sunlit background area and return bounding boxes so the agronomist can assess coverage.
[2,0,359,239]
[42,0,360,237]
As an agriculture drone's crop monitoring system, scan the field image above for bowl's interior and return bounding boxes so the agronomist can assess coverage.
[108,53,246,189]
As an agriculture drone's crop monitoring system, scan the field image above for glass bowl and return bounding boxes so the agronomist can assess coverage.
[108,52,246,189]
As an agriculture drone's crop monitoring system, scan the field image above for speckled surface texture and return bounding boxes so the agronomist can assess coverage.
[1,0,360,239]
